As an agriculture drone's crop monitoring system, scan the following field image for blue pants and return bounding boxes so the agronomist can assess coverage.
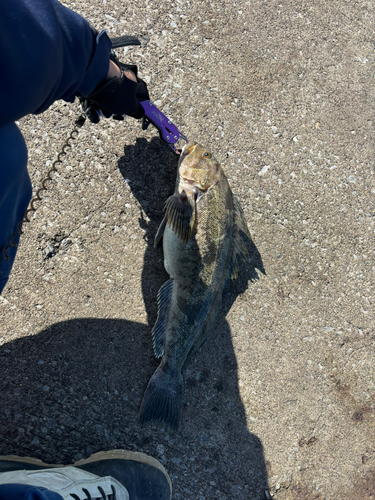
[0,123,32,294]
[0,485,62,500]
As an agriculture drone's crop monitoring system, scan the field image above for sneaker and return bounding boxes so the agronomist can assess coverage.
[0,449,172,500]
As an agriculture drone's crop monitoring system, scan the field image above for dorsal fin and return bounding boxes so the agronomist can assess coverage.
[164,191,195,244]
[151,279,174,358]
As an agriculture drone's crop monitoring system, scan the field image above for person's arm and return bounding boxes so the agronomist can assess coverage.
[0,0,112,127]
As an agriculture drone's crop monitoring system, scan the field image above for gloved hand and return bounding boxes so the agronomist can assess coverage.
[80,55,149,124]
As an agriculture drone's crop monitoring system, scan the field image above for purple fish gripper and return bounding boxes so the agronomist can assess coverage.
[140,100,188,153]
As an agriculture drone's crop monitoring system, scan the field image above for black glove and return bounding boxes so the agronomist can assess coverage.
[80,57,149,123]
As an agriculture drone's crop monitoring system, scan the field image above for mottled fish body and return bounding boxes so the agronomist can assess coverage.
[139,142,250,430]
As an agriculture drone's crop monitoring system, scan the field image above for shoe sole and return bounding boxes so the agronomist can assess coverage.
[0,449,172,500]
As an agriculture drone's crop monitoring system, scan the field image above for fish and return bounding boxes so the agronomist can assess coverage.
[139,142,250,430]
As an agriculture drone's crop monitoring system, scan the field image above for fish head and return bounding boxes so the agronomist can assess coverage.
[177,142,221,195]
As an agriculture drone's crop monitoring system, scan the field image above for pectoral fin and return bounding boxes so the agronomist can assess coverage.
[151,279,173,358]
[233,195,250,238]
[154,216,167,248]
[229,232,249,279]
[164,191,195,244]
[229,198,250,280]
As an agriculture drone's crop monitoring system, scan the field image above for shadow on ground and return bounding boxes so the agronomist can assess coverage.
[0,138,268,499]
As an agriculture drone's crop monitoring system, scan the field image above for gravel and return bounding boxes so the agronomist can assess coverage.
[1,0,375,499]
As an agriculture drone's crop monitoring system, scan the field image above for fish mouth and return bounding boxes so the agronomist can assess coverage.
[178,142,198,168]
[180,142,198,158]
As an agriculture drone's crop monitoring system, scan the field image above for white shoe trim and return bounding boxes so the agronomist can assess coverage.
[0,449,172,499]
[0,466,129,500]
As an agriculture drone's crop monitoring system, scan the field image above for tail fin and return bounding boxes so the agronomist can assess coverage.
[139,366,183,431]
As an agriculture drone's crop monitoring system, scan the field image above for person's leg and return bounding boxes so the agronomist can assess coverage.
[0,484,63,500]
[0,450,172,500]
[0,122,31,294]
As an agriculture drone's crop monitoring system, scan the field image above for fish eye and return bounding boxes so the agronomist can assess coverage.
[203,152,211,158]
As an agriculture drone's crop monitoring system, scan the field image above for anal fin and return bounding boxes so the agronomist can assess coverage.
[151,279,173,358]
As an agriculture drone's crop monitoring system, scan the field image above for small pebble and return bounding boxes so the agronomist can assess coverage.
[156,444,165,456]
[230,485,241,495]
[258,165,270,176]
[43,242,55,259]
[60,238,72,249]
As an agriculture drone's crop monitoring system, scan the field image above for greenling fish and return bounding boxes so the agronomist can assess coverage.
[139,142,250,430]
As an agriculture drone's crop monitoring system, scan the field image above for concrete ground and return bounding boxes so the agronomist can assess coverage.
[1,0,374,499]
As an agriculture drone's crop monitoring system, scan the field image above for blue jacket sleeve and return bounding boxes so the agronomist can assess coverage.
[0,0,112,127]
